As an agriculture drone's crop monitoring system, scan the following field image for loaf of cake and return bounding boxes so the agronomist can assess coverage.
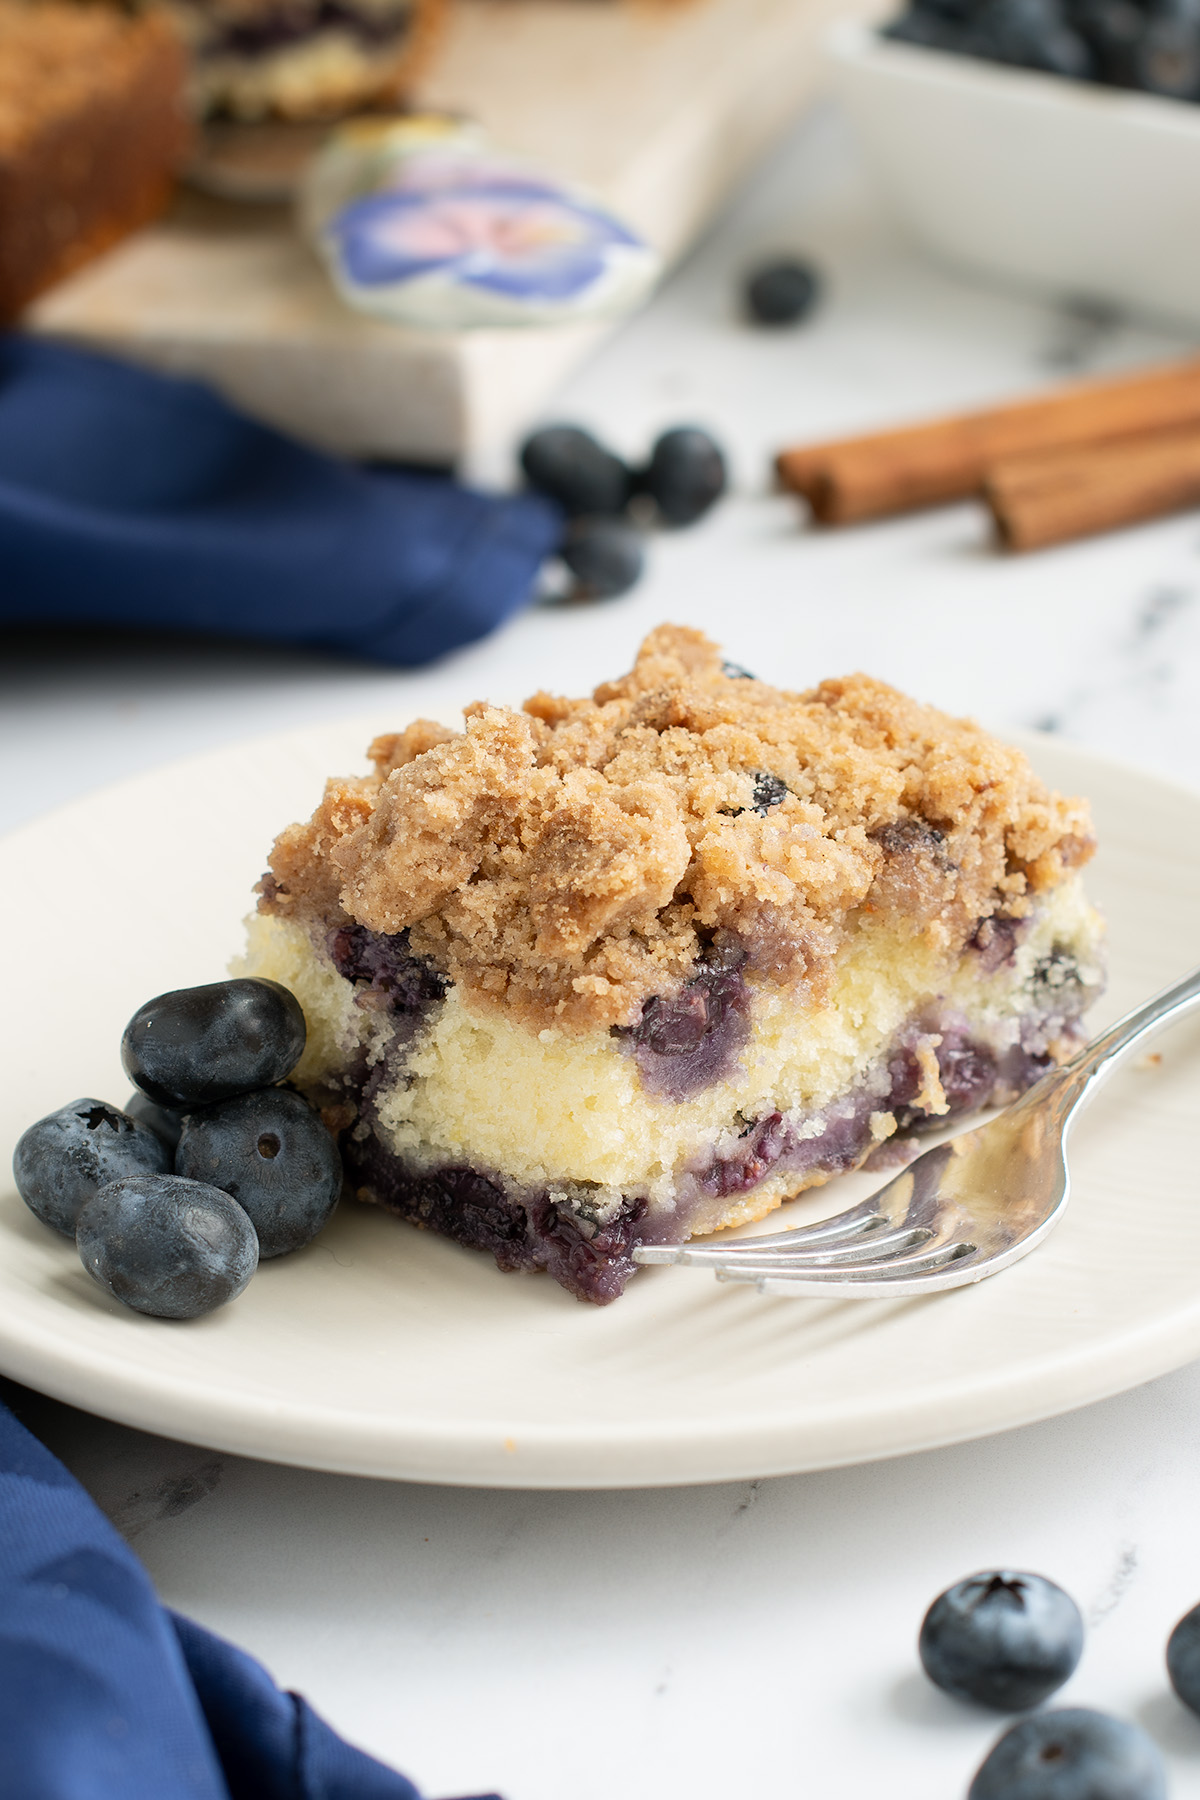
[240,625,1105,1304]
[160,0,444,120]
[0,2,188,322]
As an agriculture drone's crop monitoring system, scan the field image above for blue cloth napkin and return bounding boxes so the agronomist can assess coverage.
[0,1396,501,1800]
[0,336,562,666]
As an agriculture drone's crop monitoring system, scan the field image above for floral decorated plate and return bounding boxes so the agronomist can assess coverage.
[301,115,661,328]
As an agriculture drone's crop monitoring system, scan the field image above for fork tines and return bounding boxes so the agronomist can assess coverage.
[632,1210,979,1289]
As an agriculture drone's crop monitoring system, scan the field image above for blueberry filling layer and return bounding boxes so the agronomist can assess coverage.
[676,1008,1071,1218]
[195,0,414,59]
[344,1133,647,1307]
[243,887,1102,1305]
[341,991,1090,1305]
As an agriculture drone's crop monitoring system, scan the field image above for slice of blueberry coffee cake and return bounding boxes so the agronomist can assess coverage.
[238,625,1104,1304]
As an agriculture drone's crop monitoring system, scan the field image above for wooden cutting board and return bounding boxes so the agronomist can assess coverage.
[25,0,882,466]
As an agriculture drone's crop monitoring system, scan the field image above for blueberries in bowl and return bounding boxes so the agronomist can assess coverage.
[1135,1,1200,97]
[919,1569,1084,1709]
[968,1709,1167,1800]
[883,0,1200,102]
[13,1100,171,1236]
[121,977,306,1109]
[1072,0,1143,82]
[176,1087,342,1258]
[77,1174,258,1319]
[968,0,1093,77]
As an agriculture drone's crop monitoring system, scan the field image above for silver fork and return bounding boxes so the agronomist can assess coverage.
[632,963,1200,1299]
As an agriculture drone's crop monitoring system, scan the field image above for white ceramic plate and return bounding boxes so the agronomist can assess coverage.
[1,722,1198,1488]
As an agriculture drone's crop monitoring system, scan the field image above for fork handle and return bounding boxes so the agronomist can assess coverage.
[1040,959,1200,1123]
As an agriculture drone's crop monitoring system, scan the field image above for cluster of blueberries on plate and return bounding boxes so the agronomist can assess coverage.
[884,0,1200,99]
[524,256,822,603]
[922,1567,1200,1795]
[12,978,339,1320]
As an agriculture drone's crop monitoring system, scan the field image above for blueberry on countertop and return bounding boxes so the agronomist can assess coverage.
[640,427,727,526]
[919,1570,1084,1710]
[968,1709,1167,1800]
[558,515,645,600]
[175,1087,342,1258]
[121,977,306,1110]
[13,1099,171,1236]
[520,424,631,517]
[77,1173,258,1319]
[1166,1598,1200,1713]
[745,258,822,326]
[125,1090,185,1153]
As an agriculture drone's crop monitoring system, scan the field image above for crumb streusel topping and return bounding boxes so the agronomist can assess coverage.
[259,625,1094,1033]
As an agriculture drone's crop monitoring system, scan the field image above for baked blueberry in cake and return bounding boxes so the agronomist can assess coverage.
[238,625,1105,1304]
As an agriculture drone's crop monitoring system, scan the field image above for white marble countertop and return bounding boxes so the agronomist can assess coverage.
[5,98,1200,1800]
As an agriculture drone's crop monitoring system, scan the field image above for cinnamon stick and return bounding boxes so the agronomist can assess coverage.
[986,425,1200,551]
[775,357,1200,525]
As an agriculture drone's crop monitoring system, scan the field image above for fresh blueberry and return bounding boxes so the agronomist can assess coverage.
[883,7,969,47]
[1133,3,1200,97]
[558,516,644,600]
[520,425,631,517]
[121,978,306,1110]
[12,1099,171,1236]
[1035,14,1094,77]
[1166,1599,1200,1714]
[917,0,981,20]
[744,258,822,326]
[965,0,1093,75]
[640,427,727,527]
[1069,0,1142,83]
[175,1087,341,1258]
[969,1709,1167,1800]
[124,1090,185,1152]
[919,1570,1084,1710]
[76,1174,258,1319]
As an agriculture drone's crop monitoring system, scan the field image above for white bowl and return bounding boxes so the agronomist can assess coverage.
[828,18,1200,331]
